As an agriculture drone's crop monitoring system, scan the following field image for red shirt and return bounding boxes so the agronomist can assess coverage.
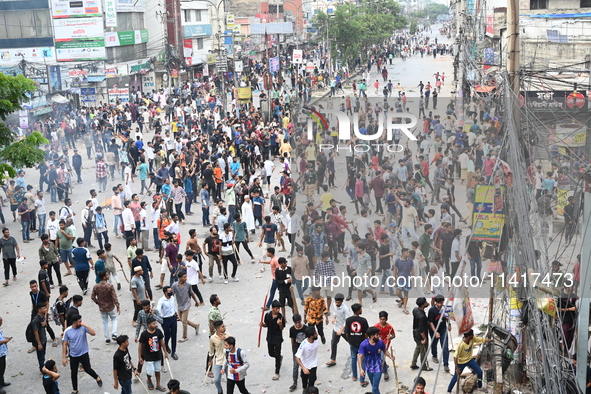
[374,322,395,348]
[374,226,387,242]
[421,160,429,177]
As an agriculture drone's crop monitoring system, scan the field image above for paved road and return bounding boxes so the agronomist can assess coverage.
[0,24,498,394]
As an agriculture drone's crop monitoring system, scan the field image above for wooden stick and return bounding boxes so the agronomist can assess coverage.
[391,346,399,394]
[165,357,174,379]
[290,286,299,315]
[137,376,151,394]
[258,284,271,347]
[203,360,212,384]
[119,266,130,283]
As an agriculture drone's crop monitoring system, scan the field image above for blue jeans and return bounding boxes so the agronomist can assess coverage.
[350,345,365,382]
[228,205,236,224]
[447,358,483,392]
[346,186,355,200]
[202,206,210,225]
[113,214,123,235]
[185,192,193,213]
[470,256,482,279]
[118,379,132,394]
[153,228,160,250]
[38,214,46,236]
[21,220,30,241]
[366,371,382,394]
[213,364,224,393]
[400,225,419,248]
[380,268,394,294]
[49,185,57,203]
[295,278,309,300]
[430,331,450,366]
[265,280,278,308]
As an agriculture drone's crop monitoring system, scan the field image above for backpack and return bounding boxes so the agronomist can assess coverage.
[304,171,316,185]
[25,320,35,343]
[225,348,245,367]
[52,297,71,327]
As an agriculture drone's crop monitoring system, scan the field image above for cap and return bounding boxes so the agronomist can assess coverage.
[389,223,397,228]
[282,170,289,174]
[552,260,562,267]
[228,183,234,187]
[134,266,142,272]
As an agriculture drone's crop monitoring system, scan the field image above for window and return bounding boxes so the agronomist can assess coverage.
[196,38,204,50]
[184,10,202,23]
[530,0,547,9]
[116,12,144,30]
[582,0,591,7]
[0,9,51,40]
[547,29,559,42]
[269,4,284,14]
[106,42,147,63]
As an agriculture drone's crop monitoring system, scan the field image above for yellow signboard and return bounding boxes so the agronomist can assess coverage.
[472,185,506,242]
[237,87,252,100]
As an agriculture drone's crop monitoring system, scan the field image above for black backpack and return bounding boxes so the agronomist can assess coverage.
[25,321,35,343]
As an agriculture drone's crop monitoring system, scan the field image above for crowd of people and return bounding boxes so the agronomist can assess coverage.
[0,19,586,394]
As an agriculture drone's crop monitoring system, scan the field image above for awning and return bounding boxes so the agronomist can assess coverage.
[87,76,106,82]
[49,94,70,104]
[475,85,496,93]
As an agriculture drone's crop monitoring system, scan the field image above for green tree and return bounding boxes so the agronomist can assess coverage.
[310,0,407,69]
[0,73,48,183]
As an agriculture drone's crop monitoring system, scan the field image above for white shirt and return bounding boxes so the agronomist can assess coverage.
[35,198,46,215]
[140,209,149,231]
[185,259,201,285]
[157,295,178,318]
[60,206,73,222]
[264,160,275,176]
[144,145,155,160]
[450,237,461,263]
[122,208,135,231]
[285,214,300,234]
[331,303,351,332]
[295,339,319,369]
[355,217,372,236]
[47,218,59,240]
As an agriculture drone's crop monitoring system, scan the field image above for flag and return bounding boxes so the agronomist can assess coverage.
[451,285,475,336]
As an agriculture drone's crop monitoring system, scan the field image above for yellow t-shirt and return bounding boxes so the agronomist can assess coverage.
[320,192,334,212]
[455,336,486,364]
[306,145,316,161]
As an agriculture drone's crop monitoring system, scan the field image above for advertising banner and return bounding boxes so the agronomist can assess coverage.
[54,17,104,41]
[52,0,102,18]
[269,57,279,73]
[56,40,106,61]
[80,87,96,102]
[105,0,117,27]
[292,49,303,64]
[108,88,129,103]
[105,30,149,47]
[183,39,193,57]
[116,0,145,12]
[142,72,156,92]
[472,185,505,241]
[0,48,54,63]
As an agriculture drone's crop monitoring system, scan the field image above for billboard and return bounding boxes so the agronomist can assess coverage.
[56,40,106,61]
[109,88,129,103]
[0,47,54,63]
[116,0,145,12]
[52,0,102,18]
[105,30,149,47]
[471,185,506,242]
[54,17,104,41]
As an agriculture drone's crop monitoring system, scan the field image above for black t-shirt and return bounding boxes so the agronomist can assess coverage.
[204,235,220,256]
[412,307,429,340]
[113,348,133,382]
[42,373,59,394]
[344,315,369,348]
[66,305,80,327]
[264,311,284,345]
[304,244,315,270]
[30,290,49,310]
[427,305,448,334]
[441,232,455,256]
[378,244,391,270]
[289,324,308,354]
[38,269,51,296]
[139,328,164,362]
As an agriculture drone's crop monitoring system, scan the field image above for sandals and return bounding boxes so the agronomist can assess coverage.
[361,381,369,388]
[147,380,154,390]
[272,374,280,380]
[326,361,336,367]
[403,310,410,315]
[178,338,188,343]
[372,297,377,303]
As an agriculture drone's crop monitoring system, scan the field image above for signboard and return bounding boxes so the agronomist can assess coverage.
[80,87,96,102]
[108,87,129,103]
[226,14,234,24]
[292,49,303,64]
[56,40,106,61]
[142,72,155,92]
[216,53,228,72]
[555,189,570,216]
[0,47,54,63]
[183,24,213,37]
[171,69,178,78]
[105,64,129,77]
[19,115,29,129]
[116,0,145,12]
[237,87,251,101]
[269,56,280,73]
[234,60,243,73]
[52,0,102,18]
[105,30,149,47]
[520,90,587,112]
[183,39,193,57]
[54,17,104,41]
[472,185,506,242]
[105,0,117,26]
[485,14,494,37]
